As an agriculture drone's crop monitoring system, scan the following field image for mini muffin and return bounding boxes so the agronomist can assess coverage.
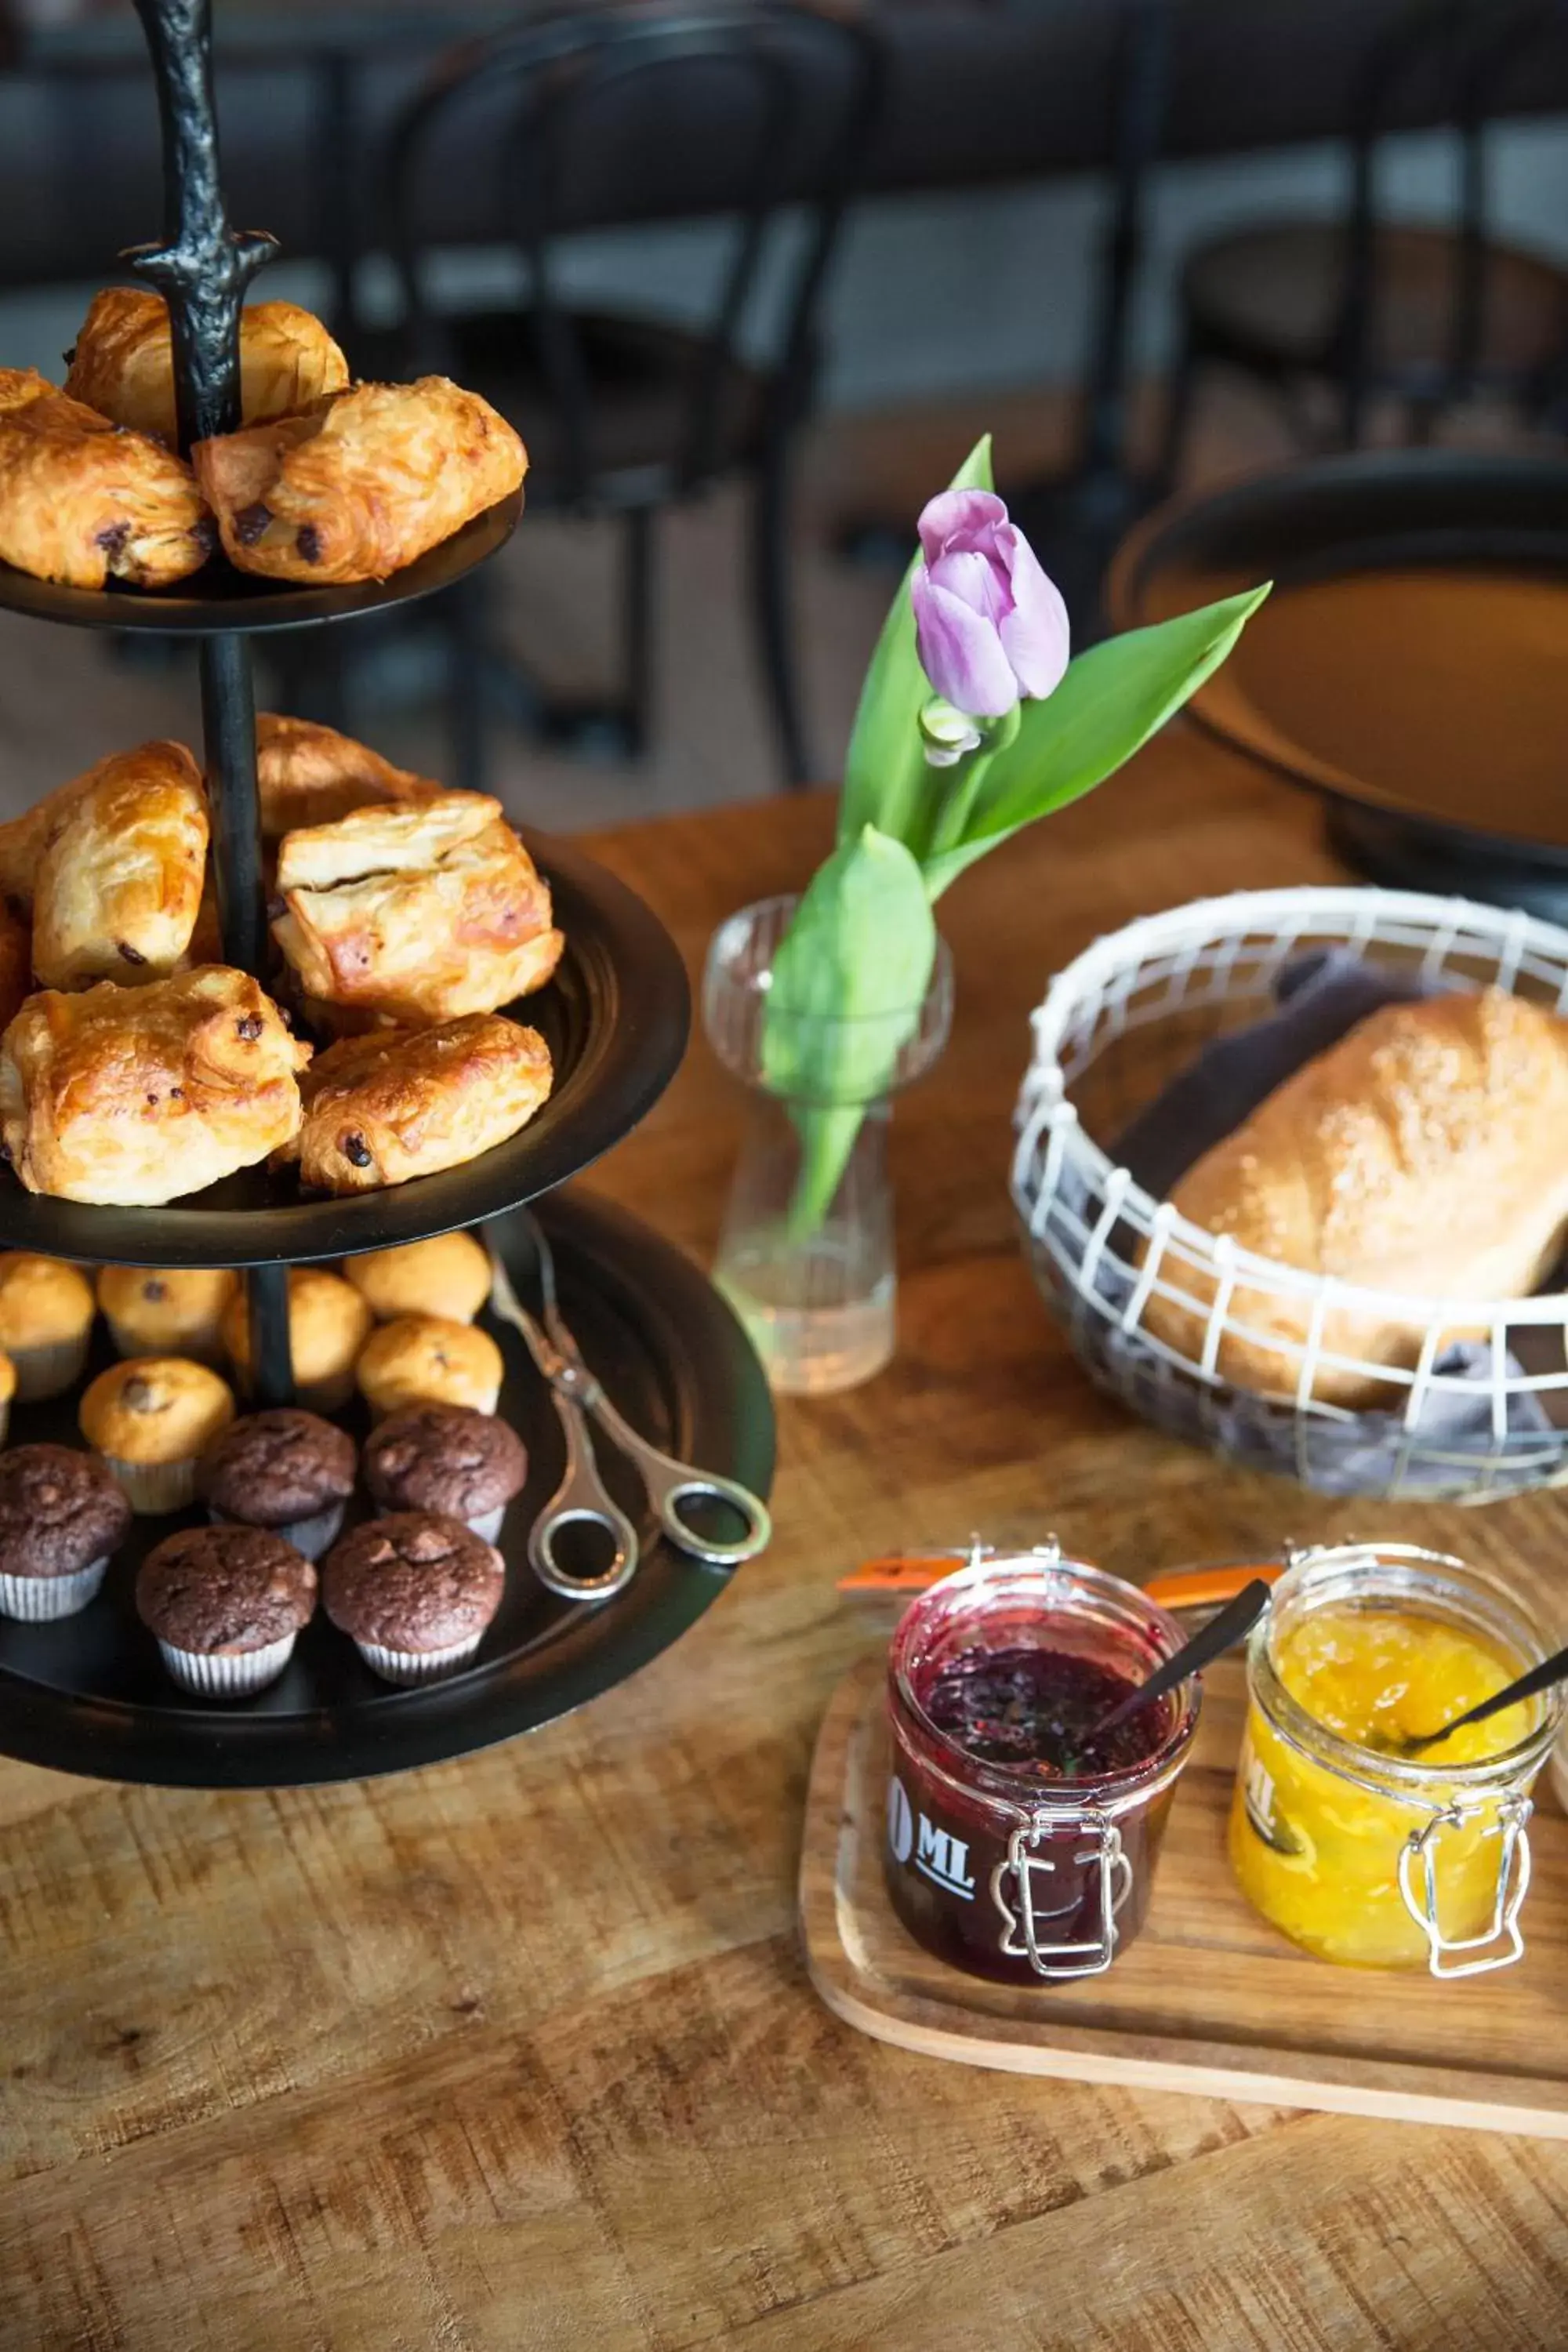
[356,1315,503,1419]
[136,1523,317,1697]
[221,1267,372,1413]
[79,1356,235,1514]
[198,1407,357,1561]
[362,1404,527,1542]
[323,1511,503,1685]
[97,1266,239,1367]
[0,1442,130,1621]
[343,1232,492,1326]
[0,1254,96,1400]
[0,1348,15,1450]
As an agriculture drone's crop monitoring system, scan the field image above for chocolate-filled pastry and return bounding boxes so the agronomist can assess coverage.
[272,791,563,1024]
[31,740,207,989]
[0,368,212,589]
[0,964,310,1205]
[64,289,349,447]
[256,713,438,844]
[193,377,526,584]
[281,1012,553,1193]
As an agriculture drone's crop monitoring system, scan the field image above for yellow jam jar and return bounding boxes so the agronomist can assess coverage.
[1229,1544,1561,1975]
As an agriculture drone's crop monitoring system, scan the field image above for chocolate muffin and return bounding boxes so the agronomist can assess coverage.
[0,1443,131,1621]
[198,1408,357,1561]
[137,1523,317,1698]
[361,1404,526,1541]
[323,1511,503,1686]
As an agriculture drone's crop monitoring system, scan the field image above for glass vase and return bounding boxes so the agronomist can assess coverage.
[702,895,953,1396]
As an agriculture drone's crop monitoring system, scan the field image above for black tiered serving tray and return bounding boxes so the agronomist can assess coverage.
[0,1192,774,1788]
[0,0,775,1786]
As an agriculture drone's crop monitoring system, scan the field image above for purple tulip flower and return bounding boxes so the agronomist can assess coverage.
[910,489,1070,721]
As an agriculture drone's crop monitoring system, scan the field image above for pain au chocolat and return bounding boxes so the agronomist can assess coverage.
[31,740,208,989]
[256,714,438,844]
[271,790,563,1025]
[194,377,526,585]
[0,966,310,1205]
[64,289,349,448]
[0,368,211,589]
[282,1012,553,1194]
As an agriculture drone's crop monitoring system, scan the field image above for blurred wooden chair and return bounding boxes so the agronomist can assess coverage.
[1160,0,1568,477]
[364,0,884,793]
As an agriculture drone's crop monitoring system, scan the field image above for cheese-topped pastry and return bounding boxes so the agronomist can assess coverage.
[256,713,438,844]
[272,791,563,1023]
[64,289,349,447]
[284,1012,554,1194]
[31,739,207,989]
[0,368,212,589]
[0,965,310,1205]
[193,377,526,583]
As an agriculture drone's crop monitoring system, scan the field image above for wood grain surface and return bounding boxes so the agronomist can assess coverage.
[5,728,1568,2350]
[802,1653,1568,2137]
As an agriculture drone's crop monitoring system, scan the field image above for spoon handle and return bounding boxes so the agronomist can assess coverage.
[1091,1578,1274,1741]
[1406,1636,1568,1752]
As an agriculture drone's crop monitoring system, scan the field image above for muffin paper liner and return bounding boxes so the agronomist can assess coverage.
[297,1370,357,1415]
[354,1633,485,1686]
[157,1632,298,1697]
[208,1501,345,1563]
[467,1505,506,1544]
[365,1385,502,1423]
[103,1454,199,1516]
[107,1317,226,1370]
[0,1556,108,1621]
[12,1333,90,1403]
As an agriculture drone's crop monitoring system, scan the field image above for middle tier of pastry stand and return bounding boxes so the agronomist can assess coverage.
[0,0,775,1785]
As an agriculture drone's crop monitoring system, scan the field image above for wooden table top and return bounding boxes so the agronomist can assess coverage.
[5,728,1568,2350]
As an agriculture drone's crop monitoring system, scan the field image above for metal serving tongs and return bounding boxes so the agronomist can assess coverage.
[485,1216,771,1599]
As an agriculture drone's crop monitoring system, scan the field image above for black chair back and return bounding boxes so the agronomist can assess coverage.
[1338,0,1568,425]
[379,1,884,509]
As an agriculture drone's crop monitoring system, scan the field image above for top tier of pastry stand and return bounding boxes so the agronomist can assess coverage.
[0,0,692,1409]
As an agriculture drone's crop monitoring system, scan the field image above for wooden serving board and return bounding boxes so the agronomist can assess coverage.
[800,1652,1568,2139]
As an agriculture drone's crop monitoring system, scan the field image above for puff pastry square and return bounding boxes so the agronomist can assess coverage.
[0,965,311,1205]
[194,377,526,584]
[64,289,350,448]
[31,740,208,989]
[256,713,438,844]
[272,790,564,1024]
[0,368,212,589]
[281,1012,553,1193]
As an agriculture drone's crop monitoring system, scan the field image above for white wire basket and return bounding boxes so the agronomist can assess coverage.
[1011,885,1568,1504]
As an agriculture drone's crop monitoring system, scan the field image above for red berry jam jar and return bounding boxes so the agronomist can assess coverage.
[885,1544,1200,1983]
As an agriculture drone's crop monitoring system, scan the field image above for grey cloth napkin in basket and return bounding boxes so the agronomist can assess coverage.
[1052,950,1563,1499]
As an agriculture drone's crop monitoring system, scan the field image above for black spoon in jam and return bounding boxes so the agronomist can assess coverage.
[1087,1577,1274,1746]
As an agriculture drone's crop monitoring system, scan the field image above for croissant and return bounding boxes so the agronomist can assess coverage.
[64,289,350,447]
[0,737,198,913]
[0,368,212,589]
[272,791,563,1024]
[0,965,310,1206]
[31,741,208,989]
[256,714,438,843]
[283,1013,554,1193]
[193,377,526,584]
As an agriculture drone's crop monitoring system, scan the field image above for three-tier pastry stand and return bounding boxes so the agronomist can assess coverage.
[0,0,774,1788]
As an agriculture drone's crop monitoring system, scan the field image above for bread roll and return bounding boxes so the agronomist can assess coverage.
[1140,987,1568,1405]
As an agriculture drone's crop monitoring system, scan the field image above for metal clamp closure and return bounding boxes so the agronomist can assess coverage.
[1397,1794,1534,1978]
[990,1804,1133,1980]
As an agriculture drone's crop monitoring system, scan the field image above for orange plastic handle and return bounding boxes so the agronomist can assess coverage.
[836,1554,1284,1609]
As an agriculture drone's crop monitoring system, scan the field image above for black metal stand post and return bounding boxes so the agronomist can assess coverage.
[199,633,266,972]
[245,1264,296,1410]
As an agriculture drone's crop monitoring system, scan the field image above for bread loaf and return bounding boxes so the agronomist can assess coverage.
[1139,987,1568,1404]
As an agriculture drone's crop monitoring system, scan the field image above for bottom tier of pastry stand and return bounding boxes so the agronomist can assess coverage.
[0,1188,775,1788]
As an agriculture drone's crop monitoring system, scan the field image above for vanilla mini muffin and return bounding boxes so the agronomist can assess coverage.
[222,1267,372,1413]
[80,1356,235,1514]
[97,1265,239,1367]
[198,1407,356,1561]
[344,1232,492,1325]
[355,1315,503,1418]
[363,1403,526,1541]
[0,1443,130,1621]
[323,1511,503,1684]
[0,1254,96,1400]
[137,1523,317,1697]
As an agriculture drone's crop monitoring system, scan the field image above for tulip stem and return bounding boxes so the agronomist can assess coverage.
[927,705,1019,866]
